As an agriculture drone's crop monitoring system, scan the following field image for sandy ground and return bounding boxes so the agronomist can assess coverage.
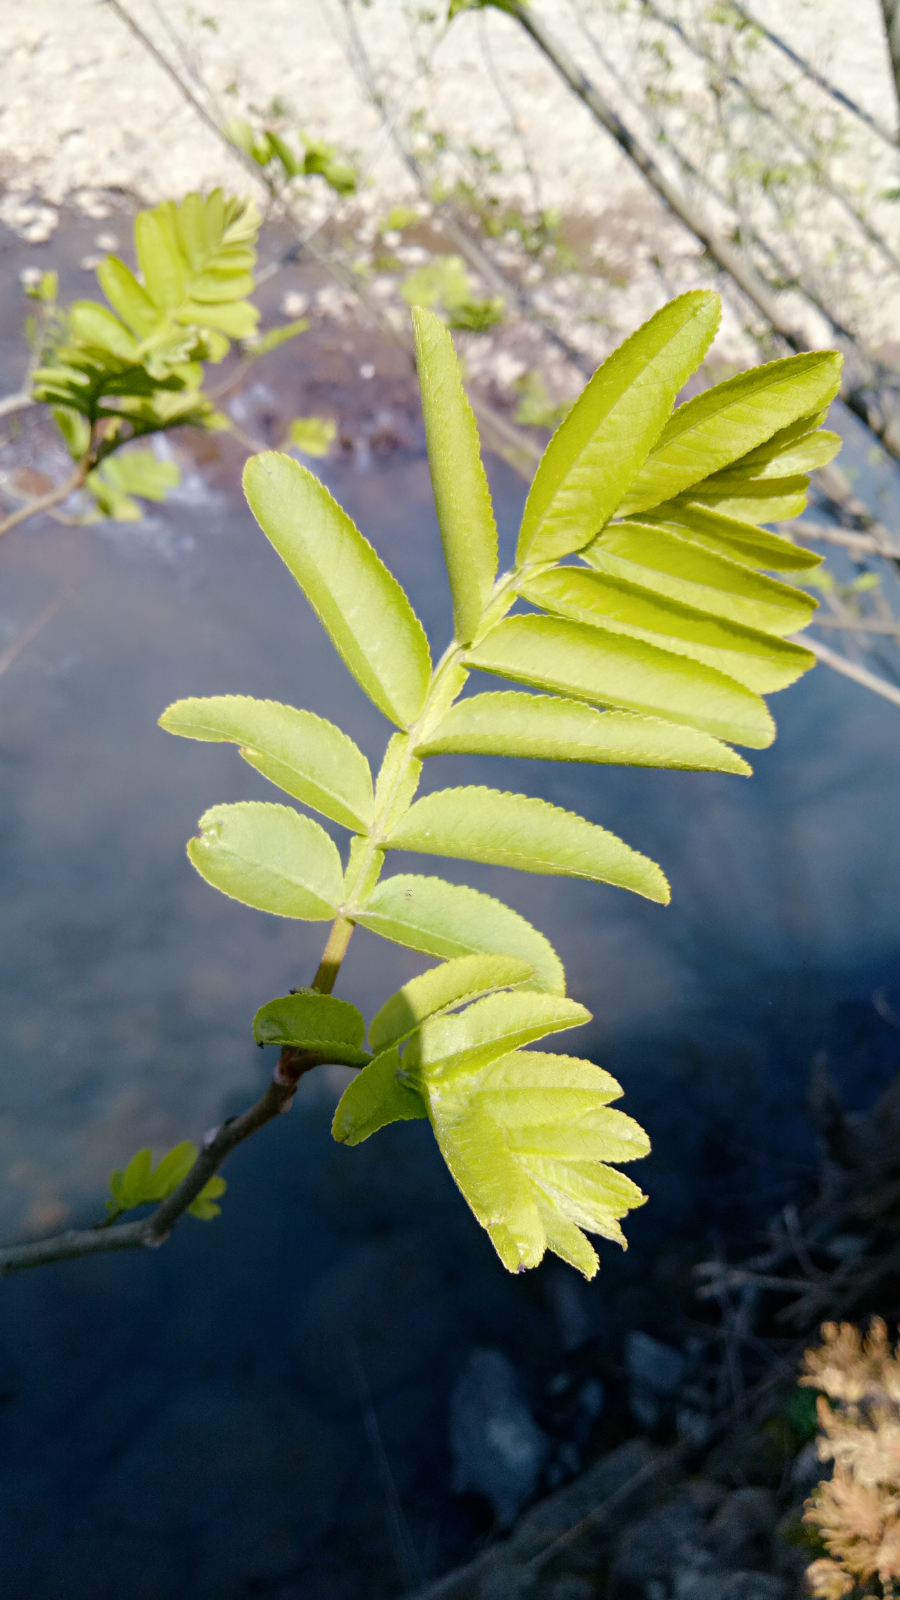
[0,0,894,229]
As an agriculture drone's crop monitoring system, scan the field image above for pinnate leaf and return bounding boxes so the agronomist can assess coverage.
[681,478,809,525]
[332,1048,427,1144]
[388,785,670,901]
[466,614,775,747]
[419,690,751,774]
[635,504,820,572]
[619,350,842,515]
[135,207,186,308]
[516,290,720,565]
[107,1141,226,1220]
[583,524,817,634]
[244,453,432,728]
[188,801,343,918]
[412,306,498,643]
[369,953,535,1055]
[352,874,565,994]
[402,989,589,1075]
[253,992,370,1064]
[96,255,157,337]
[705,428,840,484]
[160,695,375,831]
[413,1049,649,1277]
[520,567,815,694]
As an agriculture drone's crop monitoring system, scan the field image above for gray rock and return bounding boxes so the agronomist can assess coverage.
[626,1333,688,1395]
[450,1349,549,1529]
[788,1439,825,1495]
[701,1488,777,1571]
[672,1571,789,1600]
[627,1333,689,1429]
[610,1494,707,1597]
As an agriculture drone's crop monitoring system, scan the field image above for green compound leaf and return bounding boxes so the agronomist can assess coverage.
[252,992,370,1064]
[521,567,815,694]
[583,524,817,634]
[707,422,840,483]
[418,690,751,775]
[135,208,186,308]
[387,786,670,902]
[369,953,536,1055]
[332,1047,428,1144]
[68,301,139,361]
[418,1049,649,1277]
[107,1141,226,1221]
[351,874,565,995]
[402,989,590,1075]
[619,350,842,516]
[633,504,821,572]
[188,801,343,919]
[466,614,775,748]
[517,291,720,565]
[681,476,809,526]
[96,255,158,337]
[160,695,375,832]
[412,307,498,645]
[188,1176,227,1221]
[244,453,432,729]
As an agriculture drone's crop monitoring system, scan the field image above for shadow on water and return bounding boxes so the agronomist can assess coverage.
[0,224,899,1595]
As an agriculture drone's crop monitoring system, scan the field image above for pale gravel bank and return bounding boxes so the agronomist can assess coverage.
[1,2,899,367]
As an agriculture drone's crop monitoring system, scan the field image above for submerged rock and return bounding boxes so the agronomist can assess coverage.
[450,1349,549,1529]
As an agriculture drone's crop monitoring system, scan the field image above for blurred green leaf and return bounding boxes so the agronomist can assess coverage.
[287,416,337,457]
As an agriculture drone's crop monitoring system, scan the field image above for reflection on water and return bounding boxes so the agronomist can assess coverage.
[0,369,899,1592]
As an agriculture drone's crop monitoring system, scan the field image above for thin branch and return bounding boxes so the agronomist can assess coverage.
[813,616,900,636]
[568,0,860,350]
[0,460,88,539]
[103,0,542,479]
[640,0,900,279]
[881,0,900,133]
[804,635,900,708]
[337,0,594,375]
[726,0,897,149]
[0,597,63,679]
[492,3,809,343]
[788,520,900,560]
[0,916,355,1278]
[0,392,35,420]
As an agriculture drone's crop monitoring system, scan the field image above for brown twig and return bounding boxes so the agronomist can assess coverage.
[0,917,355,1277]
[0,597,63,679]
[0,460,89,539]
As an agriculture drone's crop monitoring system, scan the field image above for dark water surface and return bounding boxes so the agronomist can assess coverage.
[1,223,900,1595]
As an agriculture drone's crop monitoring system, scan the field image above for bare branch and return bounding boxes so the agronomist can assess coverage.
[0,461,88,539]
[0,392,35,420]
[804,635,900,708]
[727,0,897,148]
[813,616,900,636]
[0,915,355,1278]
[881,0,900,132]
[641,0,900,278]
[788,520,900,560]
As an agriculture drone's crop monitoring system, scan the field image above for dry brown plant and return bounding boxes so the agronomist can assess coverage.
[802,1320,900,1598]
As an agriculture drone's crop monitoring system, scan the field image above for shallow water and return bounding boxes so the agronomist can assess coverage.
[1,222,900,1596]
